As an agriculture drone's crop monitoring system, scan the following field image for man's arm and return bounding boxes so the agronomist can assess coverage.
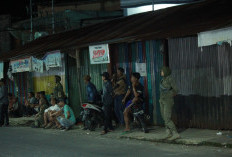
[122,89,131,104]
[66,111,70,119]
[169,77,179,96]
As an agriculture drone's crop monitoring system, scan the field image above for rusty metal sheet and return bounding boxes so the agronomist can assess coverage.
[1,0,232,60]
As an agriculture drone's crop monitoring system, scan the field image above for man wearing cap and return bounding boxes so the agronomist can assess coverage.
[113,67,127,126]
[0,79,9,126]
[122,72,144,132]
[101,72,113,135]
[160,66,180,140]
[53,75,65,102]
[83,75,98,103]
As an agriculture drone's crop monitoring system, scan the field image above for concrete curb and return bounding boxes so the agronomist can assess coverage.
[120,136,232,148]
[9,120,232,148]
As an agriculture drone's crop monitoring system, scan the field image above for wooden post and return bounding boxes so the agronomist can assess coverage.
[75,49,83,105]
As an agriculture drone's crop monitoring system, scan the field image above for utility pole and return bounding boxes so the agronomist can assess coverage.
[30,0,33,41]
[152,0,154,11]
[52,0,55,34]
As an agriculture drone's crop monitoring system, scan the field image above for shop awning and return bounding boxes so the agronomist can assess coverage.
[1,0,232,61]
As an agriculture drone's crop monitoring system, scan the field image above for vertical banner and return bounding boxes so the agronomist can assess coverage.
[32,57,44,73]
[89,44,110,64]
[135,63,147,76]
[0,62,3,79]
[10,57,32,73]
[43,50,62,70]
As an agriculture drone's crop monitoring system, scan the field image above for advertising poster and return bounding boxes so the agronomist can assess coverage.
[89,44,110,64]
[10,57,32,73]
[135,63,147,77]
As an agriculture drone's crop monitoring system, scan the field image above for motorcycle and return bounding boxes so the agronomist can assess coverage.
[80,102,104,131]
[131,103,150,133]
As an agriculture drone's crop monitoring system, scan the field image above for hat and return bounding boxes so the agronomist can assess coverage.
[101,72,110,80]
[55,75,61,81]
[161,66,171,77]
[132,72,141,80]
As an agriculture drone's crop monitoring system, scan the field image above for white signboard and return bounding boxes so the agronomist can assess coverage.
[136,63,147,77]
[198,26,232,47]
[32,57,44,73]
[0,62,3,79]
[89,44,110,64]
[10,57,32,73]
[43,51,62,70]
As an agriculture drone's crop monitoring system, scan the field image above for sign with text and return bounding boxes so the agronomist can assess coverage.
[135,63,147,77]
[89,44,110,64]
[0,62,3,79]
[32,57,44,73]
[10,57,32,73]
[43,51,62,70]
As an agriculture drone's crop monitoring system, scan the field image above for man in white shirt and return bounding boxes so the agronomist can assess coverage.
[43,97,60,128]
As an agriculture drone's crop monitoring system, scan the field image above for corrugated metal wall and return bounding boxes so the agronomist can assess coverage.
[168,36,232,129]
[110,40,165,125]
[67,49,108,116]
[7,72,33,105]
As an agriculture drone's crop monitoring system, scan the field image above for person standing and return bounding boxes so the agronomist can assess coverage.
[83,75,98,103]
[122,72,144,132]
[53,75,65,103]
[0,79,9,126]
[101,72,113,135]
[160,66,180,140]
[113,67,127,126]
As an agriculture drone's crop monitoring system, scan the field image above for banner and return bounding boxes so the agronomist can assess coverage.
[135,63,147,77]
[198,26,232,47]
[43,51,61,70]
[43,51,62,70]
[10,57,32,73]
[32,57,44,73]
[89,44,110,64]
[0,62,3,79]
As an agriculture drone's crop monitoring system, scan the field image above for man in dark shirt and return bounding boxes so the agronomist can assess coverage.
[101,72,113,135]
[83,75,98,103]
[122,72,144,132]
[0,79,9,126]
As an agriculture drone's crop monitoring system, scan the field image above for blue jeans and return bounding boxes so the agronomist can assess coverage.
[114,95,125,125]
[57,117,75,129]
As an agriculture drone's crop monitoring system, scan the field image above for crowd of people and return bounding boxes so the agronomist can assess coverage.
[83,66,180,140]
[0,75,75,131]
[0,66,180,140]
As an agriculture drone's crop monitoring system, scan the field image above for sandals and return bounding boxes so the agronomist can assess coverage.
[121,130,131,135]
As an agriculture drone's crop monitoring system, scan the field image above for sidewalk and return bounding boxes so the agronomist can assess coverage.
[9,117,232,148]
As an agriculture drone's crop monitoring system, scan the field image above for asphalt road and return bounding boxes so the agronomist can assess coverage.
[0,127,231,157]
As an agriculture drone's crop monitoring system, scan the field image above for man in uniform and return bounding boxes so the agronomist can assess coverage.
[53,75,65,102]
[160,66,180,140]
[32,91,49,128]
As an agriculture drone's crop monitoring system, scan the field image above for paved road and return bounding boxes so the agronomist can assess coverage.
[0,127,231,157]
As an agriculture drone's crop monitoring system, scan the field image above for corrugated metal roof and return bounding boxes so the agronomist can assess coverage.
[1,0,232,60]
